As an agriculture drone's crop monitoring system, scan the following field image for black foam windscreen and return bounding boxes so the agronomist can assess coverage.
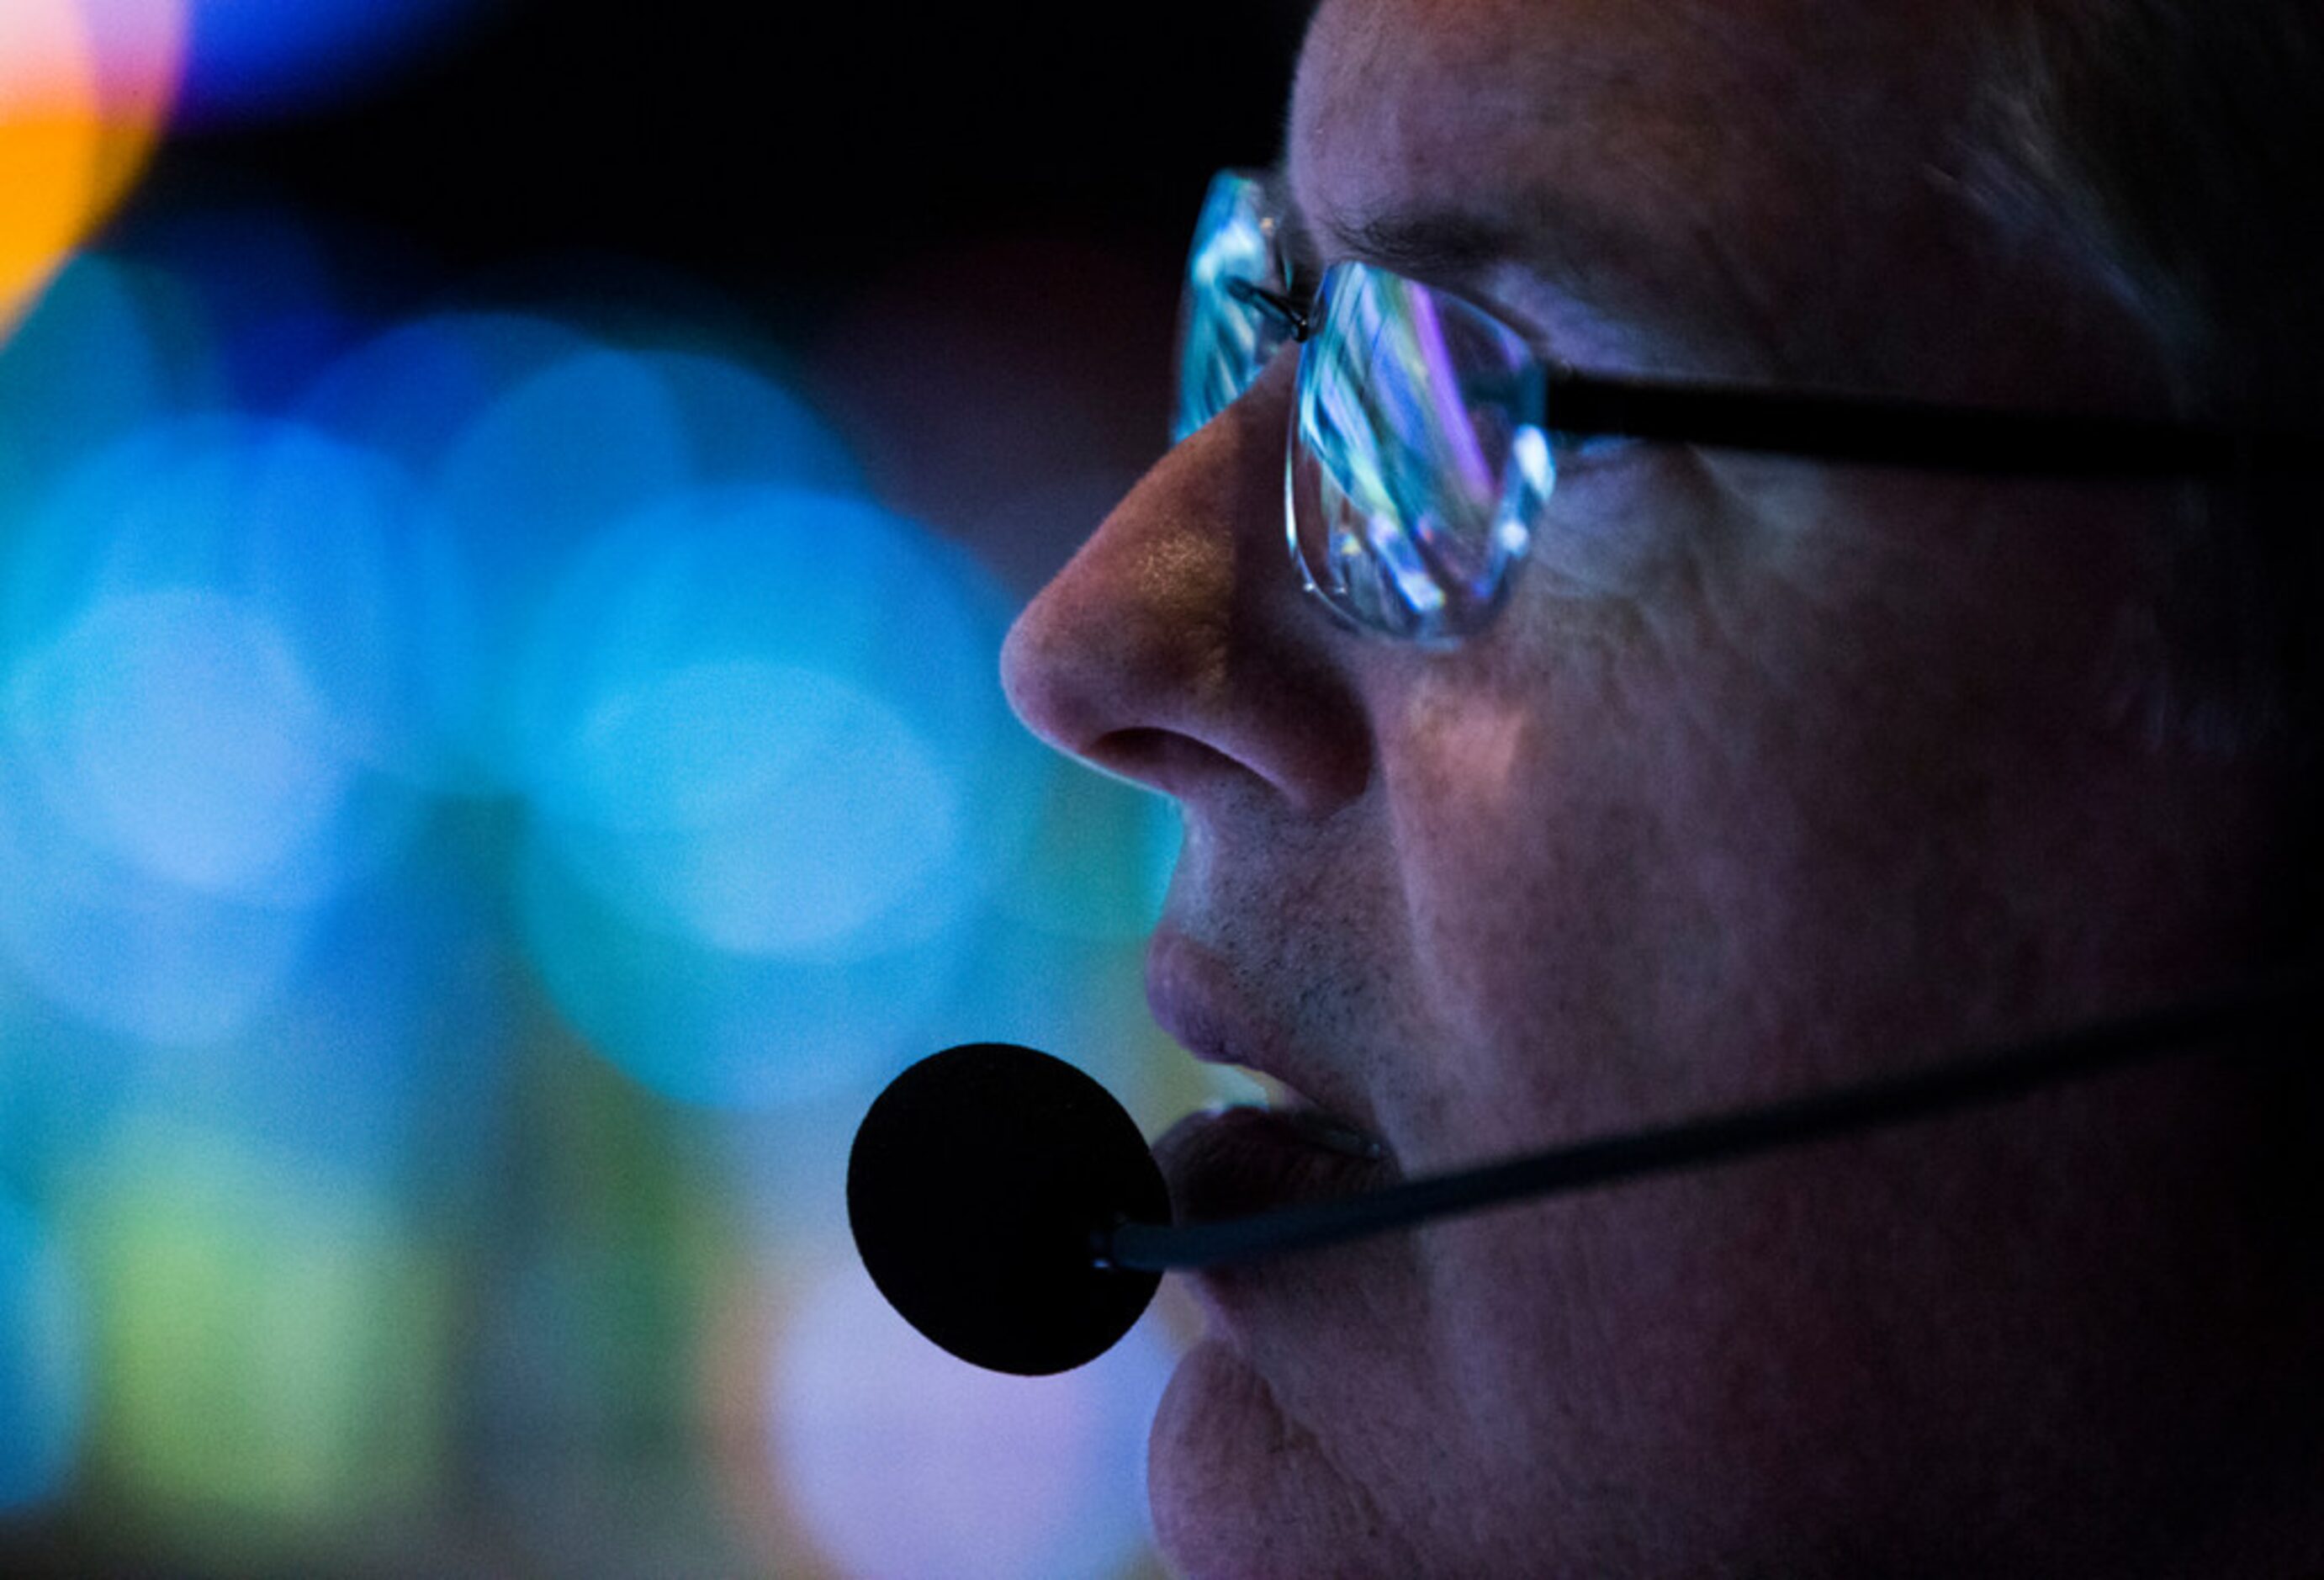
[846,1042,1168,1376]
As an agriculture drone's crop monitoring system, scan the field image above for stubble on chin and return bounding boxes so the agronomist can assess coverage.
[1148,1336,1419,1579]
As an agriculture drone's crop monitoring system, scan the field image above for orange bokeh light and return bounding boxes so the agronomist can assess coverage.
[3,0,185,334]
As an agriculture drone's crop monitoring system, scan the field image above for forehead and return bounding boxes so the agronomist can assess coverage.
[1284,0,1991,380]
[1289,0,1740,226]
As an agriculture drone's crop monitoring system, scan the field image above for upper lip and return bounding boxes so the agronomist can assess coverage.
[1144,926,1386,1147]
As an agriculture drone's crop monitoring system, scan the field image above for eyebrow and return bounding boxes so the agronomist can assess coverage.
[1269,166,1522,288]
[1279,165,1644,320]
[1326,207,1522,281]
[1285,173,1774,374]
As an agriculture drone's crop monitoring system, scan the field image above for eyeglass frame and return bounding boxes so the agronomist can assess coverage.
[1176,167,2316,645]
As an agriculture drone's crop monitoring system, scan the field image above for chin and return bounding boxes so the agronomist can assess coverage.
[1148,1335,1424,1580]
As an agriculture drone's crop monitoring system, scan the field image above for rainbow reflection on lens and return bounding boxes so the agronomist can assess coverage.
[1173,169,1296,444]
[1289,261,1551,644]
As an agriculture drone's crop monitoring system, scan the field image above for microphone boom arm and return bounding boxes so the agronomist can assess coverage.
[1099,974,2312,1273]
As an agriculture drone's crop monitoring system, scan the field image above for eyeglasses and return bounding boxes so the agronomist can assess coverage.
[1173,169,2311,646]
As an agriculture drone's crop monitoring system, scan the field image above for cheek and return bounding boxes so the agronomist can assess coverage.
[1366,463,1761,1102]
[1375,464,2156,1125]
[1394,1164,1898,1571]
[1376,657,1719,1152]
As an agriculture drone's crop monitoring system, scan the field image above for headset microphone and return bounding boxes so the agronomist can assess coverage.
[847,974,2311,1376]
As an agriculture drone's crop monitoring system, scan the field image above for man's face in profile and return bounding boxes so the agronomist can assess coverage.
[1006,0,2296,1572]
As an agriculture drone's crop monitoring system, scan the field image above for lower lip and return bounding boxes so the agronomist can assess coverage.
[1151,1104,1397,1243]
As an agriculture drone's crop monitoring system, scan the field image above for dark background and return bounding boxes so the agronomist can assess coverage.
[141,1,1309,322]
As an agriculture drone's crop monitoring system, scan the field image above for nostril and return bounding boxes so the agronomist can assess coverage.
[1085,728,1260,801]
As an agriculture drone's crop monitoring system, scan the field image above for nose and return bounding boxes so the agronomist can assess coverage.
[999,363,1371,819]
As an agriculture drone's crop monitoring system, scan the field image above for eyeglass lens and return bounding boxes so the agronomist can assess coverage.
[1289,263,1551,643]
[1173,173,1556,644]
[1173,171,1295,444]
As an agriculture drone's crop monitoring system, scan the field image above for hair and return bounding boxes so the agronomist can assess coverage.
[1966,0,2324,422]
[1959,0,2324,764]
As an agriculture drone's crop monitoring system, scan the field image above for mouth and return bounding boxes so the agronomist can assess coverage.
[1150,1099,1397,1234]
[1143,930,1396,1232]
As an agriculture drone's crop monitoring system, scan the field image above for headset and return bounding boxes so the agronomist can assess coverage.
[849,965,2316,1375]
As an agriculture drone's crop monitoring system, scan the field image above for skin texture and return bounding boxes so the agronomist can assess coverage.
[1002,1,2323,1573]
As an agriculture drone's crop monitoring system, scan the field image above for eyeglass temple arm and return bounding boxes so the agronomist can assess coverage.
[1545,368,2316,479]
